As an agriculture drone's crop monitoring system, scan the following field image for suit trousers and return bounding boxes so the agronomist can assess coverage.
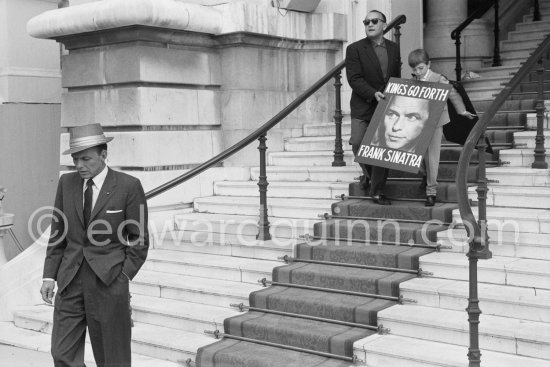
[421,125,444,197]
[350,118,389,196]
[51,259,132,367]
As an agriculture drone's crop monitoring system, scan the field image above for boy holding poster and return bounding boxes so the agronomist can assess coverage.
[408,49,476,206]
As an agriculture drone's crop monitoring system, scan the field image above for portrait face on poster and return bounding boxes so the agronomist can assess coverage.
[355,78,452,173]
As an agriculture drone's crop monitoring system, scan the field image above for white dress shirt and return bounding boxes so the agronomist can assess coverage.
[83,166,108,210]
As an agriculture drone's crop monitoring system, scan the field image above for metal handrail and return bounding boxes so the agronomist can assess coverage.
[145,15,407,200]
[456,33,550,367]
[456,33,550,252]
[451,2,495,40]
[145,59,345,200]
[451,0,499,81]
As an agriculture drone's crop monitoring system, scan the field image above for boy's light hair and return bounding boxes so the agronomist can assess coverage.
[408,49,430,68]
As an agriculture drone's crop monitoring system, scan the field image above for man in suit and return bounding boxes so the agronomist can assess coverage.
[40,123,149,367]
[346,10,401,205]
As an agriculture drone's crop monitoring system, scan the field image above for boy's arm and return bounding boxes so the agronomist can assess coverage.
[441,76,475,117]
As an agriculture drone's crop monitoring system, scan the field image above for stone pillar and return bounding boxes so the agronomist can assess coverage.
[424,0,493,78]
[27,0,345,207]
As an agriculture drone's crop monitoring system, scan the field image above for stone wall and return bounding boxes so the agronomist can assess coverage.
[27,0,345,202]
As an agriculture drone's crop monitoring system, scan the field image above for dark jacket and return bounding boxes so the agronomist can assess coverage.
[43,168,149,292]
[346,37,401,120]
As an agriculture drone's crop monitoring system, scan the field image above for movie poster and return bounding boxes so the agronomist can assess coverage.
[355,77,453,173]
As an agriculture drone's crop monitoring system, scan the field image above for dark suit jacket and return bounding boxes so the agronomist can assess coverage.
[346,37,401,121]
[43,168,149,292]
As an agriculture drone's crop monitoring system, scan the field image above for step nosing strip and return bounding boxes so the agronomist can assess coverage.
[261,279,405,302]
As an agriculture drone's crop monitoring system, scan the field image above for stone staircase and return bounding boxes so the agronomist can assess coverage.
[3,4,550,367]
[354,5,550,364]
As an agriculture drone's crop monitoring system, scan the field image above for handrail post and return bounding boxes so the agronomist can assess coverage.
[466,247,482,367]
[475,135,492,259]
[467,134,492,367]
[532,57,548,169]
[455,33,462,82]
[534,0,541,21]
[257,133,271,241]
[332,71,345,167]
[492,0,501,67]
[394,24,403,68]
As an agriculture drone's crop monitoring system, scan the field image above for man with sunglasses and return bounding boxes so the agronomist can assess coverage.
[346,10,401,205]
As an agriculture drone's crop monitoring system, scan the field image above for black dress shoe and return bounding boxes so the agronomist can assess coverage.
[425,195,436,207]
[373,194,391,205]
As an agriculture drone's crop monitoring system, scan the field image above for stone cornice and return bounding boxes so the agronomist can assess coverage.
[51,25,343,53]
[27,0,223,39]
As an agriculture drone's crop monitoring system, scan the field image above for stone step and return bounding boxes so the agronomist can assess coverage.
[225,310,373,357]
[143,249,279,284]
[159,212,308,259]
[11,307,211,364]
[378,303,550,359]
[356,334,550,367]
[472,98,535,113]
[483,55,538,68]
[501,37,545,52]
[419,252,550,289]
[303,121,351,137]
[0,322,183,367]
[496,48,532,60]
[377,305,550,359]
[485,166,550,186]
[400,277,550,323]
[499,148,550,166]
[131,294,237,334]
[437,226,550,260]
[510,90,550,100]
[479,185,550,208]
[174,213,313,239]
[268,150,356,166]
[472,110,529,127]
[193,195,334,219]
[523,11,550,23]
[518,80,550,94]
[517,19,550,33]
[132,270,258,307]
[460,75,511,90]
[471,64,520,78]
[214,180,348,199]
[467,85,504,101]
[509,27,550,41]
[451,206,550,234]
[154,229,295,261]
[284,135,353,152]
[513,130,550,148]
[131,323,213,363]
[14,297,235,337]
[526,112,550,129]
[250,165,361,182]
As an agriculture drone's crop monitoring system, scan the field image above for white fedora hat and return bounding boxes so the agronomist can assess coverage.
[63,123,114,155]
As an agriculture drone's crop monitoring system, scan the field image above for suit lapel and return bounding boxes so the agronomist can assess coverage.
[90,168,117,223]
[73,175,85,227]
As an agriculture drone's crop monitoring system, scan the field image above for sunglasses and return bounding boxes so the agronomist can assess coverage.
[363,18,384,26]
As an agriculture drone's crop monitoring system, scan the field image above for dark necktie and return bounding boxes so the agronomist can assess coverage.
[83,179,94,226]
